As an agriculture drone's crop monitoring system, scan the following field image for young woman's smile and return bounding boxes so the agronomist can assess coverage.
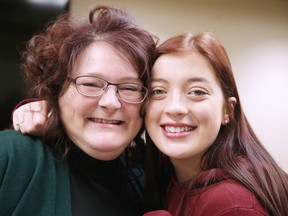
[161,123,197,139]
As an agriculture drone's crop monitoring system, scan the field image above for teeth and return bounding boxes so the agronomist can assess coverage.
[164,126,194,133]
[91,118,121,125]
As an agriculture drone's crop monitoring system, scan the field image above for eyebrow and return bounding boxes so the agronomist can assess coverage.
[150,78,168,84]
[151,77,210,84]
[81,73,142,83]
[187,77,210,83]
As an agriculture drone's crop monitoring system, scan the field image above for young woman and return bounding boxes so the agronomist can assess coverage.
[0,5,156,216]
[144,32,288,216]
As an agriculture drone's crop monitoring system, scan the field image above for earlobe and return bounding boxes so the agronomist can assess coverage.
[223,118,229,125]
[222,115,230,125]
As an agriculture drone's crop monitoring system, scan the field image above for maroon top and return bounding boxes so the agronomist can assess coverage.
[169,169,268,215]
[145,169,268,216]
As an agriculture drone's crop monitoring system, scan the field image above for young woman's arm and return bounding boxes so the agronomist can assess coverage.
[12,99,50,136]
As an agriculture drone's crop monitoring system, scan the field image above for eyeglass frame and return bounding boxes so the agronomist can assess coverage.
[68,75,148,104]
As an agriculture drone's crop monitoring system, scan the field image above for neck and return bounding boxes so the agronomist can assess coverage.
[170,157,203,184]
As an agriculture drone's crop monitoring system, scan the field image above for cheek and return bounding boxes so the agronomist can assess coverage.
[122,104,143,141]
[128,104,143,126]
[130,103,142,117]
[197,103,223,141]
[144,101,159,132]
[145,102,153,121]
[196,98,224,122]
[59,88,90,121]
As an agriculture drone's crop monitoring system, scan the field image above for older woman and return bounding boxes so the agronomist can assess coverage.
[0,5,156,216]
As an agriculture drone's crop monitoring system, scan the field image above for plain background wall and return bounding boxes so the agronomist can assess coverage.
[71,0,288,172]
[0,1,69,130]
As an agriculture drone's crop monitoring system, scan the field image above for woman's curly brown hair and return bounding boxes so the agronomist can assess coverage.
[21,5,157,159]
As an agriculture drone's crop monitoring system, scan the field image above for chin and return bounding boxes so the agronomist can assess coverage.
[164,150,189,160]
[90,142,125,151]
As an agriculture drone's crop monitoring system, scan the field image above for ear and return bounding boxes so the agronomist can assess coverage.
[222,97,237,125]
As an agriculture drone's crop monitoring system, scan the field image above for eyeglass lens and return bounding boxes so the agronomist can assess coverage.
[75,76,147,103]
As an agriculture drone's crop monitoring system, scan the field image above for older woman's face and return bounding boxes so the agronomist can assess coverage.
[59,42,143,160]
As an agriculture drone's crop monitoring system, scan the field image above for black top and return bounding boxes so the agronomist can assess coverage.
[68,145,145,216]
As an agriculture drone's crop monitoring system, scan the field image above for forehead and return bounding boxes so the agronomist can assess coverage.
[152,52,216,81]
[72,42,138,80]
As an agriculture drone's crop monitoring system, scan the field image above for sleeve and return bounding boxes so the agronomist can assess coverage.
[0,130,45,214]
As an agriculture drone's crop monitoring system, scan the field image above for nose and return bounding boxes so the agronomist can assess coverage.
[98,85,121,111]
[165,92,189,117]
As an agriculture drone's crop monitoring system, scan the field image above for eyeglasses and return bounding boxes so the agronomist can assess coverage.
[69,76,148,104]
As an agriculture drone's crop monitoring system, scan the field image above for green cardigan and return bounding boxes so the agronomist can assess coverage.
[0,130,71,216]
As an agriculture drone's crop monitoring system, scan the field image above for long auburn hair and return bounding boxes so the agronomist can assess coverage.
[21,5,157,159]
[145,32,288,215]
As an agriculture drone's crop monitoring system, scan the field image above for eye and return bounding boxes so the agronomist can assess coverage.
[150,88,167,99]
[152,89,165,95]
[119,84,139,92]
[187,88,208,100]
[78,78,105,88]
[191,89,206,96]
[82,82,101,87]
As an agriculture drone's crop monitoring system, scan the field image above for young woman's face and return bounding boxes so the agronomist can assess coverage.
[145,52,229,164]
[59,42,143,160]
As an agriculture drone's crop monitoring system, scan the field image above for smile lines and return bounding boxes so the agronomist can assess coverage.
[164,125,196,133]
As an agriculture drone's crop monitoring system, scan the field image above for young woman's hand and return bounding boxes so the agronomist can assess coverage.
[13,100,50,136]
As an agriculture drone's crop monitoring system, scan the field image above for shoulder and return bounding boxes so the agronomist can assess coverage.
[0,129,41,143]
[191,179,268,215]
[0,130,54,173]
[0,130,44,156]
[0,131,71,215]
[0,130,68,185]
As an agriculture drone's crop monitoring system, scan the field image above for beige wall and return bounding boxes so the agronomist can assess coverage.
[71,0,288,172]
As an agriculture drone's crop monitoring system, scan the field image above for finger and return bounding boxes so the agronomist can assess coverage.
[13,101,42,130]
[13,107,25,131]
[28,100,50,119]
[17,111,33,134]
[40,100,50,118]
[29,100,44,112]
[18,111,41,136]
[28,110,47,136]
[12,100,49,135]
[17,111,32,135]
[14,121,20,131]
[20,107,47,136]
[13,105,34,134]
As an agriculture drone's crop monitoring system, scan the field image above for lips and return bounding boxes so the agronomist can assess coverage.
[163,125,196,133]
[89,118,124,125]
